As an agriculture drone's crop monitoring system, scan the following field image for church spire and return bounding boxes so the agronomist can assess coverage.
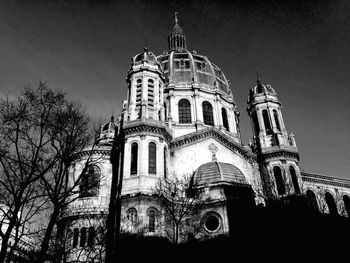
[168,12,187,51]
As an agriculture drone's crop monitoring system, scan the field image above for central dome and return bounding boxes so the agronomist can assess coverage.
[156,14,232,97]
[157,50,231,96]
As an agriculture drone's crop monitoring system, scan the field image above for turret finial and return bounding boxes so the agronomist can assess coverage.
[256,70,261,84]
[168,12,186,51]
[144,37,148,52]
[175,11,178,25]
[256,71,263,86]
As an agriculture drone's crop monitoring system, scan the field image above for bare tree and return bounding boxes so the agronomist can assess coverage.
[0,83,98,263]
[152,174,209,244]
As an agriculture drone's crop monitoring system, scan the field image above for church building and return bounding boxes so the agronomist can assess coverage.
[58,15,350,261]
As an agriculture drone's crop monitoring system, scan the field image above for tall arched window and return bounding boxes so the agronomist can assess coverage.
[148,142,157,174]
[73,228,79,248]
[147,79,154,108]
[306,190,319,212]
[87,227,95,247]
[273,166,285,196]
[325,192,338,215]
[273,109,281,132]
[80,227,87,247]
[262,110,272,135]
[221,108,229,131]
[127,208,138,224]
[343,195,350,217]
[164,147,167,178]
[178,99,191,123]
[289,166,300,194]
[252,111,259,136]
[147,208,157,232]
[80,165,100,198]
[202,101,214,126]
[130,143,138,175]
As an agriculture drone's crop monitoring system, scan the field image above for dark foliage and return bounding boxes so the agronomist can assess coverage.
[114,200,350,263]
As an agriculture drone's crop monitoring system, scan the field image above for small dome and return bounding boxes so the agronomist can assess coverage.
[248,80,276,102]
[157,51,232,96]
[99,116,117,144]
[193,162,248,186]
[132,47,160,66]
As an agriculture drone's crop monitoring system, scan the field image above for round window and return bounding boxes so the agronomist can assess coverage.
[204,214,220,232]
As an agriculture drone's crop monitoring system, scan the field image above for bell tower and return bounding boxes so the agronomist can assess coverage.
[247,78,301,200]
[121,46,171,194]
[126,47,165,122]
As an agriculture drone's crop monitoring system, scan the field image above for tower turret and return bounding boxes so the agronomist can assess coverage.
[247,78,301,200]
[126,47,165,122]
[168,12,187,51]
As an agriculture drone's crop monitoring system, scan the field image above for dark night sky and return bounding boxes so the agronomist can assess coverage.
[0,0,349,178]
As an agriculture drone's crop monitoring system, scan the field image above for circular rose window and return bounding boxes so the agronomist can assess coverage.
[204,213,221,232]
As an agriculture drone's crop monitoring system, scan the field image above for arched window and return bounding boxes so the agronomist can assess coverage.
[164,147,167,178]
[202,101,214,126]
[273,166,285,196]
[178,99,191,123]
[289,166,300,194]
[130,143,138,175]
[73,228,79,248]
[147,208,157,232]
[262,109,272,135]
[221,108,229,131]
[80,165,100,198]
[67,229,73,248]
[273,109,281,132]
[252,111,259,136]
[80,227,87,247]
[147,79,154,108]
[87,227,95,247]
[306,190,319,212]
[343,195,350,217]
[127,208,138,224]
[148,142,157,174]
[325,192,338,215]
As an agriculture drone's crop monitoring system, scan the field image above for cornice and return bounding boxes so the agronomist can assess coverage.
[123,121,173,143]
[71,148,112,161]
[260,149,299,161]
[170,127,257,163]
[301,172,350,189]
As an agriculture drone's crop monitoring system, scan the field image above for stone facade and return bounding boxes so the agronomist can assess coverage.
[58,16,350,261]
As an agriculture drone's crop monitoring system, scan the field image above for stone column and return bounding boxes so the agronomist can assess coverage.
[139,135,147,176]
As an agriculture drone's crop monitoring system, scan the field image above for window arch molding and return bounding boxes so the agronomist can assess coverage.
[148,141,158,175]
[288,165,300,194]
[177,98,192,124]
[221,107,229,131]
[272,165,285,196]
[202,100,214,126]
[79,165,101,198]
[262,109,272,135]
[306,189,319,212]
[325,192,338,215]
[147,207,158,232]
[130,141,139,175]
[127,207,138,224]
